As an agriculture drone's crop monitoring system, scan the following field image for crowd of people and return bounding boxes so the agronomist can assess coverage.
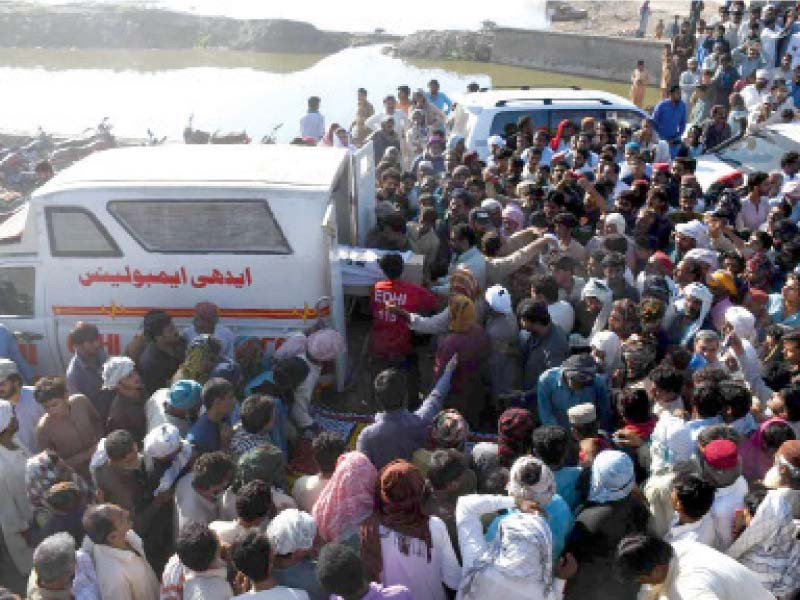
[2,2,800,600]
[632,0,800,157]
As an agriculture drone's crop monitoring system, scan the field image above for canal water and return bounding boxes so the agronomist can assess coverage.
[0,44,661,143]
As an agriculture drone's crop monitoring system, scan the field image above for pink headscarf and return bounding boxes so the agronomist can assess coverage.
[307,328,346,362]
[274,333,308,360]
[741,418,791,482]
[313,452,378,542]
[502,203,524,234]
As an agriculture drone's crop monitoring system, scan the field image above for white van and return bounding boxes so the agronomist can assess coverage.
[449,87,648,160]
[0,143,378,389]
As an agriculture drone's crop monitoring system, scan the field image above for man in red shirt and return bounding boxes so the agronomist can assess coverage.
[370,254,438,403]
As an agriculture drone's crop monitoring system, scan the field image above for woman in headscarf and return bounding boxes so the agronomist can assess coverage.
[404,269,483,336]
[470,408,535,486]
[434,295,490,428]
[172,334,223,384]
[313,451,377,548]
[575,278,613,338]
[361,460,461,600]
[564,450,650,600]
[642,414,696,536]
[739,418,797,483]
[411,409,470,475]
[456,456,571,600]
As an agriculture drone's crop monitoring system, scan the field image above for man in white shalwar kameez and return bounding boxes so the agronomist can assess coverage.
[0,399,34,579]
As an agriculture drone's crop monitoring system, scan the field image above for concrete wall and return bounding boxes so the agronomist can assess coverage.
[491,28,665,84]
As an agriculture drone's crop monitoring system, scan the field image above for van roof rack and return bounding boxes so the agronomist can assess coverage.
[494,97,611,107]
[478,85,582,92]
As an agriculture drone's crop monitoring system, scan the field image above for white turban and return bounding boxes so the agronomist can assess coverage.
[102,356,136,389]
[266,509,317,555]
[485,284,513,315]
[605,213,627,235]
[274,333,308,361]
[581,278,614,335]
[143,424,181,460]
[676,220,710,250]
[590,331,622,374]
[506,456,556,505]
[684,248,719,271]
[0,400,13,433]
[677,283,713,346]
[481,198,502,212]
[724,306,757,344]
[307,329,346,362]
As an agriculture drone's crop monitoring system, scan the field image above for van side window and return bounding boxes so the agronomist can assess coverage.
[45,207,122,257]
[0,267,34,317]
[108,200,292,254]
[489,110,549,138]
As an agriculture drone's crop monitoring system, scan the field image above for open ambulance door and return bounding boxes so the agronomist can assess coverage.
[322,203,347,391]
[351,141,376,247]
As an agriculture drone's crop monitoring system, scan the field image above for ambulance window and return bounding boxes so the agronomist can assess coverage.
[45,207,122,257]
[108,200,292,254]
[0,267,34,317]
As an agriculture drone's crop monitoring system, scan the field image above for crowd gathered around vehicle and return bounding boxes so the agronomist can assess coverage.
[3,1,800,600]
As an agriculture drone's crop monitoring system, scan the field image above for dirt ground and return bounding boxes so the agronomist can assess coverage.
[549,0,723,37]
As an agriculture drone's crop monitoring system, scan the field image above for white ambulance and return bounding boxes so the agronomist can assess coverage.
[0,143,378,389]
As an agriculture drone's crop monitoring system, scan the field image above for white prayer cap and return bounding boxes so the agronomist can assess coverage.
[143,424,181,460]
[684,248,718,271]
[481,198,502,212]
[485,285,513,315]
[675,220,710,249]
[487,135,506,148]
[0,359,18,381]
[567,402,597,426]
[101,356,136,389]
[0,400,13,432]
[605,212,627,235]
[266,509,317,555]
[755,69,771,81]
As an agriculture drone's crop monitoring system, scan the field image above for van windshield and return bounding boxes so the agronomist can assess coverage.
[714,129,798,172]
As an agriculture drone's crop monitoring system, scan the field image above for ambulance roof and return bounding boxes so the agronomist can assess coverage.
[36,144,351,195]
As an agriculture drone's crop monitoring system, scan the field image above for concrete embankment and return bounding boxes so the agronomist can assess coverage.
[0,2,352,53]
[394,28,665,84]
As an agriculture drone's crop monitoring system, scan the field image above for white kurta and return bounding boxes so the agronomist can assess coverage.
[641,540,775,600]
[0,437,33,574]
[82,530,160,600]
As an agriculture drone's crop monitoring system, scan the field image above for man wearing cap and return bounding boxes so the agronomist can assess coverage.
[699,438,747,551]
[741,69,772,110]
[103,356,148,443]
[567,402,612,467]
[145,379,202,437]
[537,353,611,432]
[651,85,687,157]
[679,57,701,104]
[181,302,235,359]
[0,357,42,454]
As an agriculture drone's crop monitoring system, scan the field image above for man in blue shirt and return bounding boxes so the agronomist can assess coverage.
[537,353,612,432]
[425,79,453,115]
[187,378,235,454]
[0,323,33,383]
[651,85,687,157]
